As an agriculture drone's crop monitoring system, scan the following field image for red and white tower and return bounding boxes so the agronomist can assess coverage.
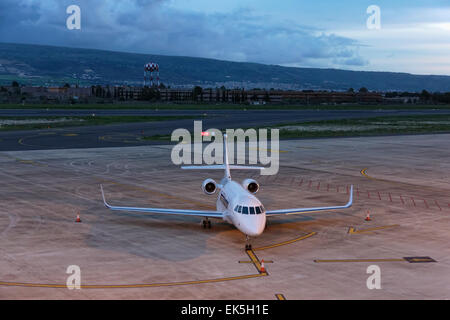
[144,62,160,87]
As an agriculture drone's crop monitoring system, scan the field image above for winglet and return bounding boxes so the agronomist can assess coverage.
[346,185,353,208]
[100,184,111,208]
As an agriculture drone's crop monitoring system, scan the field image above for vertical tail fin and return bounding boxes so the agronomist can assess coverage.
[181,133,264,177]
[223,133,231,180]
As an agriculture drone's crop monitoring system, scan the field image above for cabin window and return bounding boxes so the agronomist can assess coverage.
[255,206,261,214]
[249,207,255,215]
[242,206,249,214]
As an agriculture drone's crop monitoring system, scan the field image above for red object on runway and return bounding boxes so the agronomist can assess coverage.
[365,211,372,221]
[76,213,82,223]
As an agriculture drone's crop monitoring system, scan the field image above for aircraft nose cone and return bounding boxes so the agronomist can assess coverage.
[245,216,266,237]
[246,229,261,237]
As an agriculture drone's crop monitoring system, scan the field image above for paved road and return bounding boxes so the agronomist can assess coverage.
[0,108,449,151]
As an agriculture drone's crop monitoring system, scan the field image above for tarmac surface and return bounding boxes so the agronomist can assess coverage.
[0,133,449,299]
[1,108,450,151]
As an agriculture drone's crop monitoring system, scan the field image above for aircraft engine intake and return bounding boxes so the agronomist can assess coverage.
[243,179,259,194]
[202,178,217,195]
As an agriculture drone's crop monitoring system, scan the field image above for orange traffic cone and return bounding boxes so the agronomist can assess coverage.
[365,211,371,221]
[75,213,82,223]
[260,259,266,273]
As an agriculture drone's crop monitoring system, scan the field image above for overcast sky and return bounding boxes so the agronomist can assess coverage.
[1,0,449,75]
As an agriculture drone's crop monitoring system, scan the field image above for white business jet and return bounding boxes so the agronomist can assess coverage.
[101,134,353,250]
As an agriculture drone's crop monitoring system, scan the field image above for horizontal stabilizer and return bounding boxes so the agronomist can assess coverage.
[182,165,265,170]
[181,165,226,170]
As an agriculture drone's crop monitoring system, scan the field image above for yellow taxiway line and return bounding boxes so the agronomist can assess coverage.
[348,225,399,234]
[409,258,430,262]
[0,273,267,289]
[1,249,273,289]
[246,250,264,273]
[0,250,273,290]
[254,232,317,251]
[314,258,405,263]
[275,294,286,300]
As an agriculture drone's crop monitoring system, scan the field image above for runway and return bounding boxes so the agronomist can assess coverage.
[1,108,450,151]
[1,133,449,299]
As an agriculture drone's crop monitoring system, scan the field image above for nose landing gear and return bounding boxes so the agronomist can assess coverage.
[245,235,252,251]
[201,218,211,229]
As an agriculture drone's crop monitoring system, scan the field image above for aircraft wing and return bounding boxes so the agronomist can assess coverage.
[100,185,223,218]
[266,185,353,216]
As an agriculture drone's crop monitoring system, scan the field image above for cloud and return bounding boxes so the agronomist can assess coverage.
[334,56,368,66]
[0,0,367,69]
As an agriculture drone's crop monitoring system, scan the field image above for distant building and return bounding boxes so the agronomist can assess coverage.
[21,86,91,101]
[9,85,385,105]
[383,96,420,104]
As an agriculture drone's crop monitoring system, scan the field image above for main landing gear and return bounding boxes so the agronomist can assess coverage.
[201,218,211,229]
[245,235,252,251]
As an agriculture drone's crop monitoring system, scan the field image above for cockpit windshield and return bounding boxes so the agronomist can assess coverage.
[234,205,265,214]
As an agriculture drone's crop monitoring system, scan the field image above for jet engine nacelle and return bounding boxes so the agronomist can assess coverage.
[242,179,259,194]
[202,178,217,195]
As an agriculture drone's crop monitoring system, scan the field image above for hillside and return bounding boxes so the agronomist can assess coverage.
[1,42,449,92]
